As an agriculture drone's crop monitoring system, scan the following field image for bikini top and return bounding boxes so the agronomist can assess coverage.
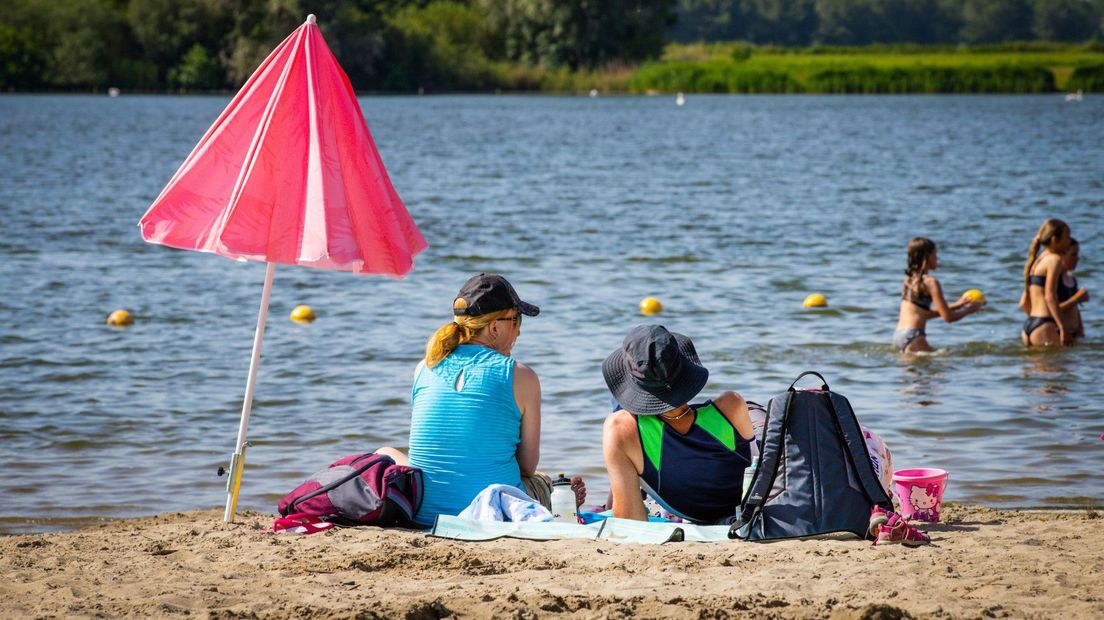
[901,281,932,311]
[1028,274,1046,287]
[1058,275,1078,303]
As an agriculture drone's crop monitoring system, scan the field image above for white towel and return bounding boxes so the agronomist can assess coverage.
[457,484,553,522]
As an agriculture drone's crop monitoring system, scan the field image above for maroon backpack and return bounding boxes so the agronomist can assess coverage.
[278,453,423,527]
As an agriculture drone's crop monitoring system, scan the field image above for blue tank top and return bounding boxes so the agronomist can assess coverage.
[636,401,751,524]
[408,344,523,526]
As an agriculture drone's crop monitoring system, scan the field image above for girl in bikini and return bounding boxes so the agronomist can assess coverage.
[1059,238,1088,341]
[1020,219,1073,347]
[892,237,985,353]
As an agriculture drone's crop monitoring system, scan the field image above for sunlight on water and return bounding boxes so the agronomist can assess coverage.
[0,94,1102,532]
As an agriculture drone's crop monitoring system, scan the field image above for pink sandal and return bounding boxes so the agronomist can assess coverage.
[873,513,930,547]
[273,513,335,535]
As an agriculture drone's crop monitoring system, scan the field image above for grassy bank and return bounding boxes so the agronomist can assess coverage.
[623,42,1104,94]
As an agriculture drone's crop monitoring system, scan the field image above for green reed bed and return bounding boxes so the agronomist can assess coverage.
[628,43,1104,94]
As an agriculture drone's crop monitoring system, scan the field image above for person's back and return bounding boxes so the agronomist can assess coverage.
[409,344,523,525]
[602,325,755,524]
[632,399,751,523]
[372,273,547,527]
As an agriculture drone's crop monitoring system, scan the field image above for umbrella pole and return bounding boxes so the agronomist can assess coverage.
[223,261,277,523]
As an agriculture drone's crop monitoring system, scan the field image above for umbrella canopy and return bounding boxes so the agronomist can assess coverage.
[138,15,426,522]
[140,14,426,275]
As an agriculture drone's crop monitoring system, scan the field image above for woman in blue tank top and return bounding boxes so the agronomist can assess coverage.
[376,273,584,526]
[601,325,756,524]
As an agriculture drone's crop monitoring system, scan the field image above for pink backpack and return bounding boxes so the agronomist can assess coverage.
[278,453,423,527]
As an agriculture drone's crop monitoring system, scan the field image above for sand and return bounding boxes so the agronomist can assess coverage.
[1,504,1101,619]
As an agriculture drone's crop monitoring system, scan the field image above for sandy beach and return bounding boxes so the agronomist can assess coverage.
[2,504,1101,619]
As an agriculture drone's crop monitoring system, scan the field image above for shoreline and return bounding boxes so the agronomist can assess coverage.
[2,504,1101,618]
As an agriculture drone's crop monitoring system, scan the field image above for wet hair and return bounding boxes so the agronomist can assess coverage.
[424,306,516,368]
[903,237,936,298]
[1023,219,1070,292]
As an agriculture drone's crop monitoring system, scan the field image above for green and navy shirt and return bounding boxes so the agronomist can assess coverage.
[636,401,751,524]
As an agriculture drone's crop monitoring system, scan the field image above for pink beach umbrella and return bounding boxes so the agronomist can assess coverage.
[139,14,427,522]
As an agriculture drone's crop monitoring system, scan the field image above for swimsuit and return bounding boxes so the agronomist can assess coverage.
[901,288,932,311]
[1058,275,1078,303]
[892,328,926,352]
[896,281,931,350]
[1024,268,1057,337]
[1022,316,1056,337]
[635,401,751,524]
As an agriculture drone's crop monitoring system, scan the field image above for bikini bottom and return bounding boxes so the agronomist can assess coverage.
[1022,316,1056,337]
[892,328,925,352]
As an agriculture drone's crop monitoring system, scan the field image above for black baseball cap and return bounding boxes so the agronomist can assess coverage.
[453,273,540,317]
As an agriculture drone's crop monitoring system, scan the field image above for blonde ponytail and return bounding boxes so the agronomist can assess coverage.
[424,308,514,368]
[1023,237,1042,293]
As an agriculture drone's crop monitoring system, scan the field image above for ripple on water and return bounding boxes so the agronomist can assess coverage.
[2,94,1103,530]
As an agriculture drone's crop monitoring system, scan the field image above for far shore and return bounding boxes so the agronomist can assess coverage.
[2,504,1101,618]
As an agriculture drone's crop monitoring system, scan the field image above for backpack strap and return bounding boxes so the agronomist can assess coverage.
[730,390,792,537]
[289,454,393,513]
[788,371,829,392]
[823,392,892,509]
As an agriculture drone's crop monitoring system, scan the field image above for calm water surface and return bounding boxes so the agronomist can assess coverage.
[1,94,1102,533]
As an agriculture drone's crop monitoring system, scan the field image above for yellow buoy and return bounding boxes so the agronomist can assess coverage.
[803,293,828,308]
[106,309,134,327]
[290,305,316,323]
[963,289,986,303]
[639,297,663,316]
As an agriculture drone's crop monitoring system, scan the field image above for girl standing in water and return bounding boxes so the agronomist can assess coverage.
[1059,239,1088,340]
[1021,219,1073,347]
[893,237,985,353]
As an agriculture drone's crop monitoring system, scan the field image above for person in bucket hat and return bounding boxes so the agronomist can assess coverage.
[376,274,584,526]
[602,325,756,524]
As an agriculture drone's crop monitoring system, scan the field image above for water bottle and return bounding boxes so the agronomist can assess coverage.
[742,462,758,501]
[550,473,576,523]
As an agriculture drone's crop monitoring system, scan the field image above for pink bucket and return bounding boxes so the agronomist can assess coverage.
[893,468,948,522]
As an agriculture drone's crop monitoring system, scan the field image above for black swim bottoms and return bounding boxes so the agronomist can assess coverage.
[1022,316,1056,337]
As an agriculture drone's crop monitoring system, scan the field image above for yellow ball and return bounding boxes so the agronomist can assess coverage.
[106,309,134,327]
[290,305,316,323]
[639,297,663,316]
[803,293,828,308]
[964,289,986,303]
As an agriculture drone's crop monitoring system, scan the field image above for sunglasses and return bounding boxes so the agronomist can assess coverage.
[495,316,520,325]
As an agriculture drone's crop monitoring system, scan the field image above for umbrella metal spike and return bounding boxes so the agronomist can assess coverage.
[223,261,277,523]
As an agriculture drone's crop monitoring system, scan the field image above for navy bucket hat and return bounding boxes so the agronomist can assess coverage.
[602,325,708,416]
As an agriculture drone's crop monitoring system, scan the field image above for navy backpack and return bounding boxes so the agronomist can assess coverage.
[731,372,892,541]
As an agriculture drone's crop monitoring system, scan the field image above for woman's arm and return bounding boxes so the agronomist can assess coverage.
[513,361,541,477]
[1044,261,1069,345]
[928,277,983,323]
[1059,287,1089,309]
[603,411,648,521]
[714,391,755,441]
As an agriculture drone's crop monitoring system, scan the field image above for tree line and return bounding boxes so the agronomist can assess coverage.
[1,0,1102,92]
[673,0,1104,46]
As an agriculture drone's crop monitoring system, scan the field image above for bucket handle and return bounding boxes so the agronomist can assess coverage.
[788,371,829,392]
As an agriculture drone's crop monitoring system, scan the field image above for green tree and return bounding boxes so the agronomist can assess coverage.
[169,43,222,90]
[0,23,48,89]
[1033,0,1097,41]
[739,0,817,46]
[960,0,1034,43]
[127,0,232,87]
[482,0,674,70]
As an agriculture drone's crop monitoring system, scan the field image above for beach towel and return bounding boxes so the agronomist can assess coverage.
[458,484,552,522]
[431,515,732,544]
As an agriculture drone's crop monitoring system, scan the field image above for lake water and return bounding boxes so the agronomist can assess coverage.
[1,94,1102,534]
